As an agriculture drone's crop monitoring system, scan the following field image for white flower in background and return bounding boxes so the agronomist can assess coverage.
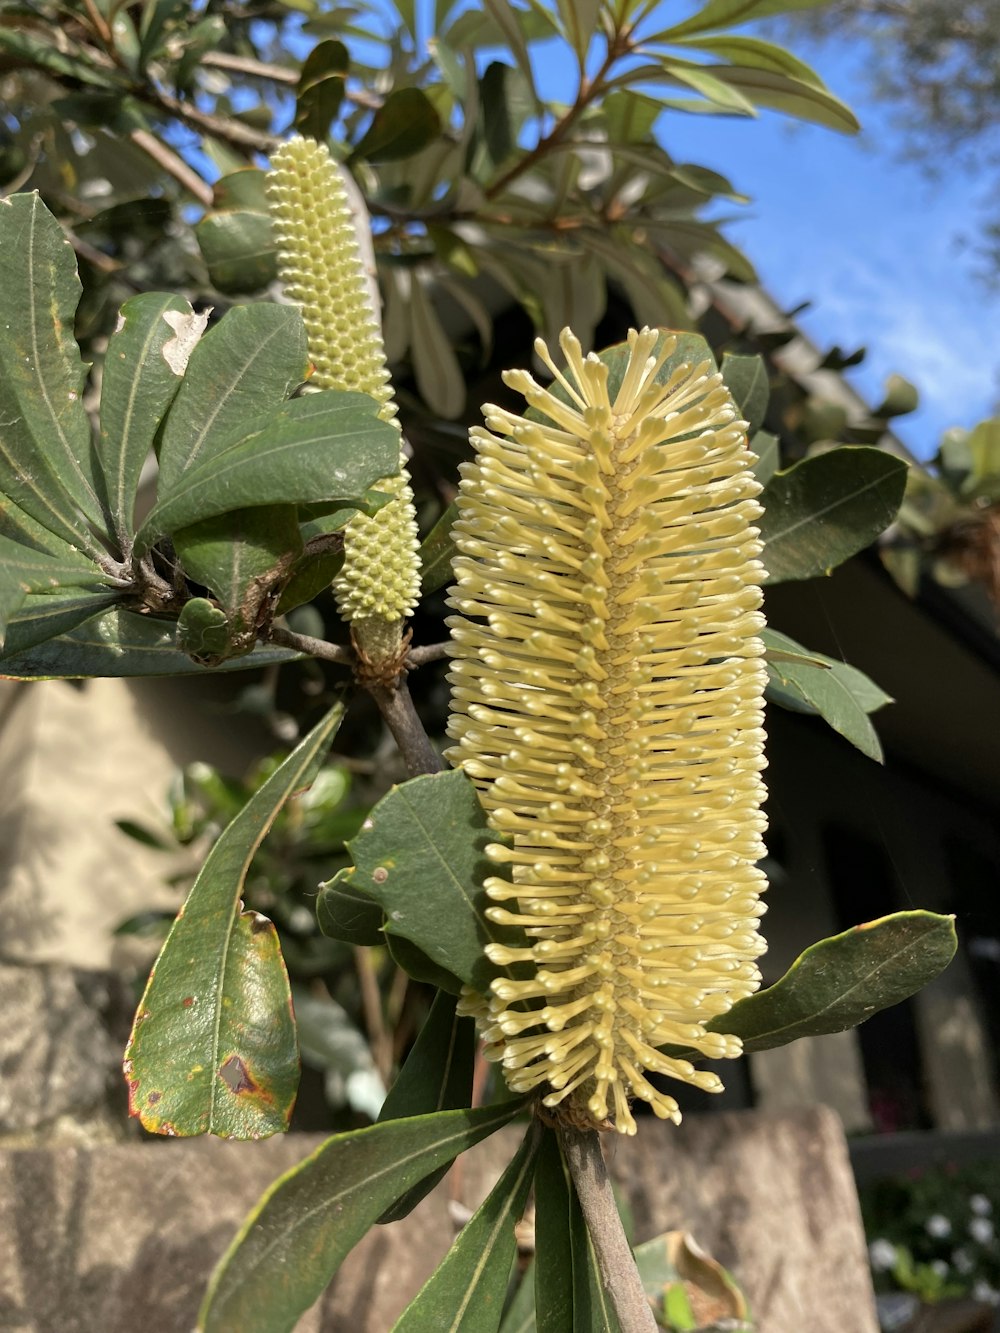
[953,1248,974,1275]
[926,1214,953,1239]
[869,1239,898,1272]
[970,1194,993,1216]
[973,1280,1000,1306]
[969,1216,995,1245]
[931,1260,950,1279]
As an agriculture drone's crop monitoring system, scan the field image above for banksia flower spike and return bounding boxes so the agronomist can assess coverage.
[267,137,420,670]
[446,328,768,1135]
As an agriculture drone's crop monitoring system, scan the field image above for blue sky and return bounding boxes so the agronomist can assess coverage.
[649,39,1000,461]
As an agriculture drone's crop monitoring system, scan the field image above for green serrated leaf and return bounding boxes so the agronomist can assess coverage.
[392,1122,541,1332]
[352,87,442,162]
[157,303,308,491]
[336,768,523,994]
[98,291,194,551]
[0,193,107,556]
[141,390,400,546]
[720,352,768,436]
[377,989,478,1224]
[0,606,299,679]
[295,39,349,140]
[758,447,908,583]
[124,704,345,1139]
[711,911,957,1053]
[199,1101,528,1333]
[419,502,458,594]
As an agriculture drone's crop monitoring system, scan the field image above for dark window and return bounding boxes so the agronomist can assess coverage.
[822,824,930,1131]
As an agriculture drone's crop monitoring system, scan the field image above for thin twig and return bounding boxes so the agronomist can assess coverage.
[200,50,299,84]
[268,625,354,666]
[130,129,213,206]
[367,682,444,777]
[352,947,393,1084]
[560,1128,659,1333]
[406,641,451,668]
[151,87,280,153]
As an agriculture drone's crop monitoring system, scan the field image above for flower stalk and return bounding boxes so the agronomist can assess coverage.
[447,327,768,1135]
[266,137,420,673]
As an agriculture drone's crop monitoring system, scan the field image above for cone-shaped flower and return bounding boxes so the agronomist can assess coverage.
[446,328,768,1135]
[266,137,420,667]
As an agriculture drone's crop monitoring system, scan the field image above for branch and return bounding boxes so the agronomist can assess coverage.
[267,624,353,666]
[560,1128,659,1333]
[148,87,280,153]
[406,641,450,668]
[129,129,213,206]
[367,682,444,777]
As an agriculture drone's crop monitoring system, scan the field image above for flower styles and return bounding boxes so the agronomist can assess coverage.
[266,137,420,667]
[446,328,768,1135]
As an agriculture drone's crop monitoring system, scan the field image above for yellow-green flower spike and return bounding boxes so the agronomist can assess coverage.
[267,137,420,664]
[446,328,768,1136]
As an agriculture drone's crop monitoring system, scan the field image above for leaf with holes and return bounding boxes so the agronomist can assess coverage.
[97,291,197,552]
[392,1122,541,1332]
[156,302,307,491]
[709,911,957,1053]
[199,1101,528,1332]
[123,704,345,1138]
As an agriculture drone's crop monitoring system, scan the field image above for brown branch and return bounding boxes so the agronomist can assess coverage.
[367,681,444,777]
[200,50,299,84]
[149,87,280,153]
[81,0,114,50]
[560,1128,659,1333]
[484,35,627,202]
[267,625,354,666]
[406,641,451,668]
[352,947,393,1084]
[129,129,213,206]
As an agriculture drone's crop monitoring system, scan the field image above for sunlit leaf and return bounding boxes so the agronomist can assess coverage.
[352,87,441,162]
[392,1122,541,1332]
[199,1101,528,1332]
[713,911,957,1053]
[141,390,400,545]
[124,704,345,1139]
[98,291,194,550]
[157,302,307,491]
[0,193,107,555]
[335,769,523,994]
[295,39,349,140]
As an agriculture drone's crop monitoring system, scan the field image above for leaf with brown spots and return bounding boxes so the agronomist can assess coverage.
[123,703,345,1139]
